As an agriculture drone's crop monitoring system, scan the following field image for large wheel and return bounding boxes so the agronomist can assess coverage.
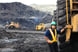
[8,26,16,29]
[41,27,44,31]
[54,0,71,52]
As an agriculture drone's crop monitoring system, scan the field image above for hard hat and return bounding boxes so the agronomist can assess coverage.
[51,21,57,25]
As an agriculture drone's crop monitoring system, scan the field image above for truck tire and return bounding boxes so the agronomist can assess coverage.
[9,26,16,29]
[54,0,71,52]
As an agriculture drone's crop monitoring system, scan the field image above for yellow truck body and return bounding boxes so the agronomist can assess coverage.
[5,21,20,29]
[36,23,45,31]
[70,0,78,32]
[36,23,51,31]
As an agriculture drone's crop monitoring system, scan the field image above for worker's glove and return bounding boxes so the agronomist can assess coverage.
[65,25,72,29]
[48,40,54,44]
[64,25,67,30]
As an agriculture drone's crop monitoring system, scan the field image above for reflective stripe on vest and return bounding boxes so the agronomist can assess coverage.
[49,29,57,42]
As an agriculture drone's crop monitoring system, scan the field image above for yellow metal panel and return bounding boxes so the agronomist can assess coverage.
[71,14,78,32]
[70,0,73,10]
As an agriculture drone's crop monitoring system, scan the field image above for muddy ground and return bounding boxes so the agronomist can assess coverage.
[0,29,50,52]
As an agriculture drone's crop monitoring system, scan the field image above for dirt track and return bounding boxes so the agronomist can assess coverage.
[0,29,50,52]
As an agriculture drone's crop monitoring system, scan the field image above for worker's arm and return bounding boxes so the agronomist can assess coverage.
[44,36,53,44]
[61,25,67,33]
[45,30,54,44]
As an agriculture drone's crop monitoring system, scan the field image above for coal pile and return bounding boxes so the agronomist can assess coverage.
[0,2,52,30]
[13,33,50,52]
[0,2,48,18]
[0,2,52,20]
[0,28,16,39]
[0,29,50,52]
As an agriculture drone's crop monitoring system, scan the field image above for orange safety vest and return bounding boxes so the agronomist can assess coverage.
[49,28,57,43]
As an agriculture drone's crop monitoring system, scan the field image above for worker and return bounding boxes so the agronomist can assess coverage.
[44,21,67,52]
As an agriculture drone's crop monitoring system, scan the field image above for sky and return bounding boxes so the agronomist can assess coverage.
[0,0,57,5]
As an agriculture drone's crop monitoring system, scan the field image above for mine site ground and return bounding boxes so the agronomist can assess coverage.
[0,29,50,52]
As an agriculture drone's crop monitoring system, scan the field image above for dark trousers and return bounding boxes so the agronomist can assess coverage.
[48,43,58,52]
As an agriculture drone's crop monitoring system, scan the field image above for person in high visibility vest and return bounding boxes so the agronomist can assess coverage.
[45,21,67,52]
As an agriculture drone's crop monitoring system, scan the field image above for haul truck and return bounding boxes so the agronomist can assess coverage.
[55,0,78,52]
[5,21,20,29]
[36,23,51,31]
